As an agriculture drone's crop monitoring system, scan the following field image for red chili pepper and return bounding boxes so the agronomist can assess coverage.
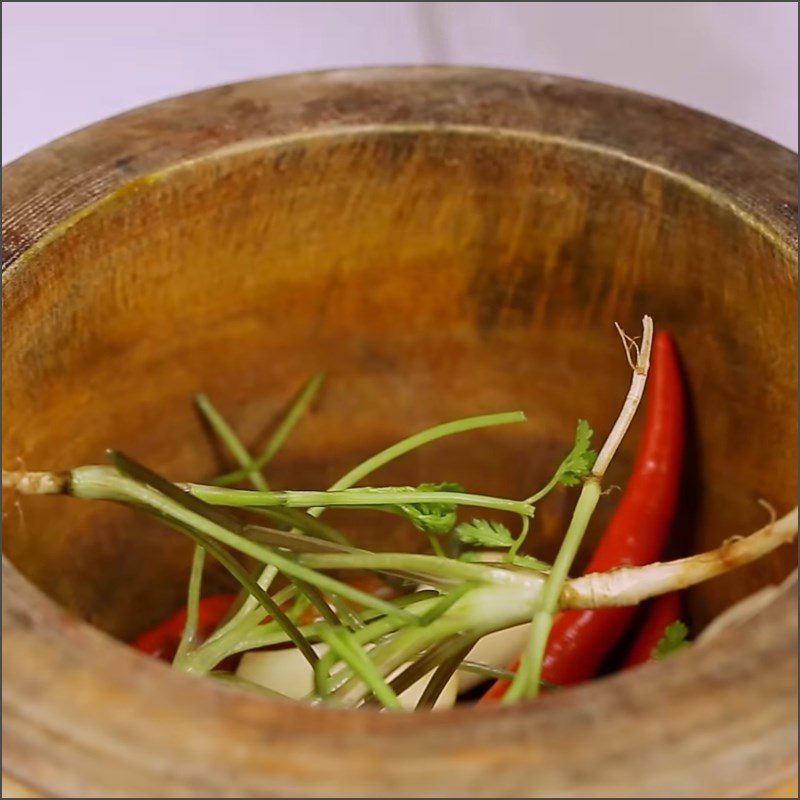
[482,330,685,701]
[133,593,238,661]
[623,592,683,668]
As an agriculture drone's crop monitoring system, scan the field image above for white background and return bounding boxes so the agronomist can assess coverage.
[2,1,797,163]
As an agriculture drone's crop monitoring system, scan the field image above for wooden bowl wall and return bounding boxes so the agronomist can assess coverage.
[2,67,797,797]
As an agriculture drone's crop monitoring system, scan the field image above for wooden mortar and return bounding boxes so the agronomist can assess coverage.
[2,67,797,798]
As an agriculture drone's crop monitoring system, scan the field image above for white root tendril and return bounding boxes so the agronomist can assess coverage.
[697,568,798,645]
[2,470,67,495]
[757,497,778,525]
[593,316,653,478]
[614,321,641,371]
[561,507,799,609]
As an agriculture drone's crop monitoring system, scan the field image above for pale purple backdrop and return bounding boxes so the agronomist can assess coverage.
[2,2,797,164]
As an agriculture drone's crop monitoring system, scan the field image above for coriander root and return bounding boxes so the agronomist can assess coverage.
[562,507,798,609]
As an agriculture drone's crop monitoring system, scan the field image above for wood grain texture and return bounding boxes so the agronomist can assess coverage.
[2,68,797,797]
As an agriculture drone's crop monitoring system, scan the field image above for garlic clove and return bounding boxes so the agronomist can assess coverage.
[237,644,326,700]
[237,646,458,710]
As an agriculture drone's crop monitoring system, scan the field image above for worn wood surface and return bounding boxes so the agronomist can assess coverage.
[2,67,797,798]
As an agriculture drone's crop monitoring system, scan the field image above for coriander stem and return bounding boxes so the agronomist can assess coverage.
[169,498,799,676]
[185,485,534,518]
[503,478,601,703]
[425,532,446,558]
[194,376,331,649]
[507,516,530,560]
[195,393,269,491]
[329,594,364,630]
[459,661,517,682]
[457,660,559,689]
[200,564,278,648]
[191,393,271,654]
[210,672,292,701]
[418,584,473,625]
[332,621,461,706]
[314,597,443,696]
[325,593,471,698]
[331,581,544,706]
[161,517,320,670]
[317,627,403,710]
[325,412,526,496]
[230,411,526,644]
[245,507,350,545]
[70,466,418,627]
[525,474,561,505]
[296,552,540,587]
[416,639,473,709]
[213,372,324,487]
[173,546,206,666]
[505,316,654,703]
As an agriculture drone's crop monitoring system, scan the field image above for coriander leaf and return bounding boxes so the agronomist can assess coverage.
[555,419,597,487]
[455,519,515,548]
[508,553,551,572]
[395,482,464,535]
[526,420,599,504]
[654,621,690,659]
